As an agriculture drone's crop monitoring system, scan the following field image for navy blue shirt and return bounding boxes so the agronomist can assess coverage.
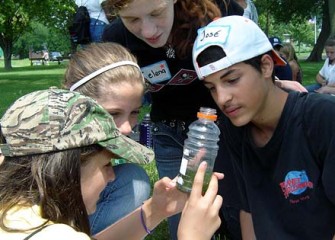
[275,58,293,80]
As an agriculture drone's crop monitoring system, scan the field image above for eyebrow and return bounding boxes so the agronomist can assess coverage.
[203,69,235,84]
[219,69,235,79]
[120,5,166,19]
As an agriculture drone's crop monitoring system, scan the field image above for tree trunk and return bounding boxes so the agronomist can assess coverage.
[307,0,332,62]
[329,0,335,35]
[0,37,13,70]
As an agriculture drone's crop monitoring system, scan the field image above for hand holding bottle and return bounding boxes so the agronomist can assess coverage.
[177,107,220,193]
[178,161,224,240]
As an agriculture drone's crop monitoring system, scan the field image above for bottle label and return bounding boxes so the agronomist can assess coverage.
[179,157,188,175]
[183,148,190,156]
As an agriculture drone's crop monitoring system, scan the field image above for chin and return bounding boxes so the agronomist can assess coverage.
[147,41,166,48]
[230,117,249,127]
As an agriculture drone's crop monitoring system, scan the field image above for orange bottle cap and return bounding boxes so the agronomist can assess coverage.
[197,112,217,121]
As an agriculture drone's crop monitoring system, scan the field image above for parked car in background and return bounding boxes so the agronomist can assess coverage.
[50,52,63,62]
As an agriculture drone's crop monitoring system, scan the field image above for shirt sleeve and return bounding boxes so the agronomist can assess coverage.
[318,59,329,80]
[38,224,92,240]
[303,94,335,206]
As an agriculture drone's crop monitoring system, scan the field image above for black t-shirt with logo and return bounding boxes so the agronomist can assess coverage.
[221,91,335,239]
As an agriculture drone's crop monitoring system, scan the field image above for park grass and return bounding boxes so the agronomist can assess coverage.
[0,58,324,240]
[0,59,323,117]
[0,60,67,117]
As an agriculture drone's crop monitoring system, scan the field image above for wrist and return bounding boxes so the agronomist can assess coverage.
[141,199,165,232]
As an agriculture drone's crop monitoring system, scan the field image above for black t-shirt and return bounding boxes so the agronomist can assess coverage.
[102,2,243,122]
[222,91,335,239]
[103,19,217,122]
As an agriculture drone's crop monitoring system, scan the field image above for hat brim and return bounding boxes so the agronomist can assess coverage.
[98,135,154,164]
[271,49,286,66]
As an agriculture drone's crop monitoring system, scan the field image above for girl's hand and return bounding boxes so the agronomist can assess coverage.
[177,161,224,240]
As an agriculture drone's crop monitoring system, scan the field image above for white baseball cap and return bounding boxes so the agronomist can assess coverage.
[192,16,286,80]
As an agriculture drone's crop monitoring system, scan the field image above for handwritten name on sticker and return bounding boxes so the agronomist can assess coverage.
[141,60,172,84]
[195,25,230,52]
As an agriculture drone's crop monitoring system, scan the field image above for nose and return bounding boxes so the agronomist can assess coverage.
[215,86,232,108]
[141,18,157,38]
[118,121,133,136]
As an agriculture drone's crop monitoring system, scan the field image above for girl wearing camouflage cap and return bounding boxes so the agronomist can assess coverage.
[0,89,223,239]
[63,42,153,235]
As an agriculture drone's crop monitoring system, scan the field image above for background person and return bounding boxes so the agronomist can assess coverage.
[63,42,152,235]
[269,36,293,80]
[280,42,303,83]
[235,0,258,23]
[305,35,335,94]
[75,0,110,42]
[193,15,335,240]
[102,1,243,238]
[0,88,223,240]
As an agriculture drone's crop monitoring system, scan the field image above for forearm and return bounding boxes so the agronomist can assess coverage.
[240,210,256,240]
[316,73,327,85]
[94,199,164,240]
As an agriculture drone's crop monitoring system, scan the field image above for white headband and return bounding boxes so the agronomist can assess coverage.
[69,61,142,91]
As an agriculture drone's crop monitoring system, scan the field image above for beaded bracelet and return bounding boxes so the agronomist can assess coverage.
[140,204,153,235]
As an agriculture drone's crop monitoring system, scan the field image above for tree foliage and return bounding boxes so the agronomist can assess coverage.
[13,22,72,59]
[255,0,334,61]
[0,0,76,70]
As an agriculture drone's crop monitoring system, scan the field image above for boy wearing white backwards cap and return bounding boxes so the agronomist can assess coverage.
[193,16,335,239]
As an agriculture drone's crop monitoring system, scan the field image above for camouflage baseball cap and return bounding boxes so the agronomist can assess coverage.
[0,89,154,164]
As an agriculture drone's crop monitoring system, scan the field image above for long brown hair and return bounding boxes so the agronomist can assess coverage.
[0,145,101,235]
[172,0,222,58]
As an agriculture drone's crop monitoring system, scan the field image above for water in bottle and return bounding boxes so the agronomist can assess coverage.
[177,107,220,193]
[139,113,153,148]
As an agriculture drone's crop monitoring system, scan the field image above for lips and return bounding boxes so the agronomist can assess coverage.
[145,34,161,44]
[223,106,240,118]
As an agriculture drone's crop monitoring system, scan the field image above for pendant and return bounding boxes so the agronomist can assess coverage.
[165,44,175,59]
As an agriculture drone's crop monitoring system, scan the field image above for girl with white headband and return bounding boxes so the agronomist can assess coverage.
[63,42,151,235]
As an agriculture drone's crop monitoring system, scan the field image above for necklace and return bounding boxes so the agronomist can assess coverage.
[165,44,175,59]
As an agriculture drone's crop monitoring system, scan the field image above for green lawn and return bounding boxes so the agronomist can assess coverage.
[0,58,324,240]
[0,58,323,117]
[0,60,67,117]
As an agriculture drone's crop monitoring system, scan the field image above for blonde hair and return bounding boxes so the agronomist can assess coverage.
[63,42,144,99]
[280,43,298,62]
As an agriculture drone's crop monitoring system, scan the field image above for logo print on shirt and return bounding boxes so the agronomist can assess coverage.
[279,170,313,199]
[141,60,198,92]
[168,69,197,85]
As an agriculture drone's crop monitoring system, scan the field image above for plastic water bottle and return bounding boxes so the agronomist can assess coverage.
[129,124,140,142]
[177,107,220,193]
[139,113,153,148]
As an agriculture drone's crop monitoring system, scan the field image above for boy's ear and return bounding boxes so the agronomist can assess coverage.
[260,54,274,79]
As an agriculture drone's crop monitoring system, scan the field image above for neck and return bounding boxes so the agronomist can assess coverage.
[250,85,288,147]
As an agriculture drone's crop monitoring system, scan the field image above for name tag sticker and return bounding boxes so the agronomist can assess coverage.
[195,25,230,52]
[141,60,172,84]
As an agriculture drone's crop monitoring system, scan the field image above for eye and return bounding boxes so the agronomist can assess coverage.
[108,112,120,117]
[105,161,113,167]
[151,12,161,17]
[131,110,140,116]
[151,9,164,17]
[227,78,239,84]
